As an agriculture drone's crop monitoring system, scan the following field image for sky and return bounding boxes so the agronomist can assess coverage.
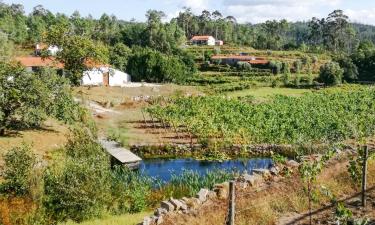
[2,0,375,25]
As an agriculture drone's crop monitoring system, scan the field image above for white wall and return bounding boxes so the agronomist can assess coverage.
[207,37,216,46]
[81,67,131,87]
[109,69,131,86]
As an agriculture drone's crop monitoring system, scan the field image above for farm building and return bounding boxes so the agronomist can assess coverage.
[190,35,216,46]
[16,56,131,87]
[35,43,61,56]
[211,55,269,66]
[82,67,131,87]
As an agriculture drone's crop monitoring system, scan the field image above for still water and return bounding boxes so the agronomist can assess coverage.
[139,158,273,182]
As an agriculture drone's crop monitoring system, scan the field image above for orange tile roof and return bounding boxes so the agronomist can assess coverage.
[211,55,269,64]
[248,59,269,65]
[15,57,110,69]
[191,35,214,41]
[15,56,64,69]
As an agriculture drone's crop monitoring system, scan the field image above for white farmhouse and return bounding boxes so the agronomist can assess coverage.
[81,67,131,87]
[190,35,216,46]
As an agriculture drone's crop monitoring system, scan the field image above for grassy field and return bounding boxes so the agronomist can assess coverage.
[60,211,152,225]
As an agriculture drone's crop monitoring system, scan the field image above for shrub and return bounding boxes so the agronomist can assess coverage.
[269,61,282,74]
[236,61,252,71]
[44,128,111,222]
[294,60,303,73]
[334,55,358,82]
[2,144,36,195]
[318,62,344,86]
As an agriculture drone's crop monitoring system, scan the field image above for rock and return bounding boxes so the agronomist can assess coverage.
[207,191,217,200]
[156,216,163,225]
[142,216,156,225]
[170,198,187,211]
[184,197,201,209]
[238,181,248,189]
[270,167,279,175]
[161,200,175,212]
[252,169,271,179]
[154,207,167,217]
[286,160,299,167]
[243,174,263,187]
[196,188,210,202]
[213,182,229,199]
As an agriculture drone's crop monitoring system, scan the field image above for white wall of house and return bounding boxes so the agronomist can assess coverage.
[81,67,131,87]
[109,69,131,86]
[207,36,216,46]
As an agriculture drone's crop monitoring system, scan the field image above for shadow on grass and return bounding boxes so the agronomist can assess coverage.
[285,185,375,225]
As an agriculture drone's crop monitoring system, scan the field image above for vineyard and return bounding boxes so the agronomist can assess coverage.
[146,86,375,146]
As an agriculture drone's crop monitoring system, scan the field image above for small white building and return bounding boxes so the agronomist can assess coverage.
[35,44,61,56]
[190,36,216,46]
[81,67,131,87]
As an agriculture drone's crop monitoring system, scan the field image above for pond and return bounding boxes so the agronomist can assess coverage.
[139,158,273,182]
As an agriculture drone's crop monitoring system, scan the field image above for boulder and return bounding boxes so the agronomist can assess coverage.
[207,191,217,200]
[161,200,175,212]
[286,160,299,167]
[156,216,163,225]
[243,174,263,187]
[142,216,156,225]
[196,188,210,202]
[213,182,229,199]
[170,198,187,211]
[252,169,271,179]
[269,166,279,175]
[154,207,167,217]
[184,197,201,209]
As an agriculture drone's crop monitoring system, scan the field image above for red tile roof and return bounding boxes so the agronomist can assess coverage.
[15,56,109,69]
[211,55,269,64]
[248,59,269,65]
[191,35,214,41]
[15,56,64,68]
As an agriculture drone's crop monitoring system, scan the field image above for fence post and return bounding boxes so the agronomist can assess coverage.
[227,180,235,225]
[361,145,368,207]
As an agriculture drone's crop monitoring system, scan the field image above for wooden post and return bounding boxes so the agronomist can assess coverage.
[227,181,235,225]
[362,145,368,207]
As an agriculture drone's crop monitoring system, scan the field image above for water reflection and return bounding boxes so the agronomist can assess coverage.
[139,158,273,182]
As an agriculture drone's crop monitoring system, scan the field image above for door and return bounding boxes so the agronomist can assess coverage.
[103,72,109,86]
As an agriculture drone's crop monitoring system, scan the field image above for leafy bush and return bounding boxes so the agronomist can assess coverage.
[110,166,153,214]
[2,144,36,195]
[269,61,282,74]
[293,60,303,73]
[127,47,194,83]
[44,128,111,222]
[318,62,344,86]
[236,61,252,71]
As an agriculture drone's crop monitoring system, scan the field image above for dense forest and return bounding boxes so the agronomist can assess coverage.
[1,2,375,82]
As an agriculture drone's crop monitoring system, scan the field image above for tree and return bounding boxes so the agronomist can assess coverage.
[318,62,344,85]
[109,43,132,71]
[0,31,13,60]
[334,55,358,82]
[44,24,109,85]
[0,62,84,136]
[2,144,36,195]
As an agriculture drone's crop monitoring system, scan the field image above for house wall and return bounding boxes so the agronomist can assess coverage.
[207,37,215,46]
[81,68,131,87]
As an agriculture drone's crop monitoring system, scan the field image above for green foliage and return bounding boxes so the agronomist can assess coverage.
[318,62,344,85]
[109,166,153,214]
[271,154,287,164]
[334,55,359,82]
[0,31,13,60]
[335,202,353,224]
[293,60,303,73]
[169,169,235,197]
[2,144,36,195]
[269,60,282,74]
[44,128,111,222]
[147,87,375,145]
[236,61,252,71]
[109,43,131,71]
[127,47,193,83]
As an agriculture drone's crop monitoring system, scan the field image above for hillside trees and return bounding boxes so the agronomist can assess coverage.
[0,62,85,136]
[44,23,109,85]
[318,62,344,85]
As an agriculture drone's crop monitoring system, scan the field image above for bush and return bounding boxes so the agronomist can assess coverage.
[2,144,36,195]
[293,60,303,73]
[334,55,358,82]
[269,61,282,74]
[236,61,252,71]
[43,128,111,222]
[127,47,193,83]
[318,62,344,86]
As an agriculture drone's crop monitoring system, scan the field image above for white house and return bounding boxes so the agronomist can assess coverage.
[81,67,131,87]
[190,36,216,46]
[35,44,61,56]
